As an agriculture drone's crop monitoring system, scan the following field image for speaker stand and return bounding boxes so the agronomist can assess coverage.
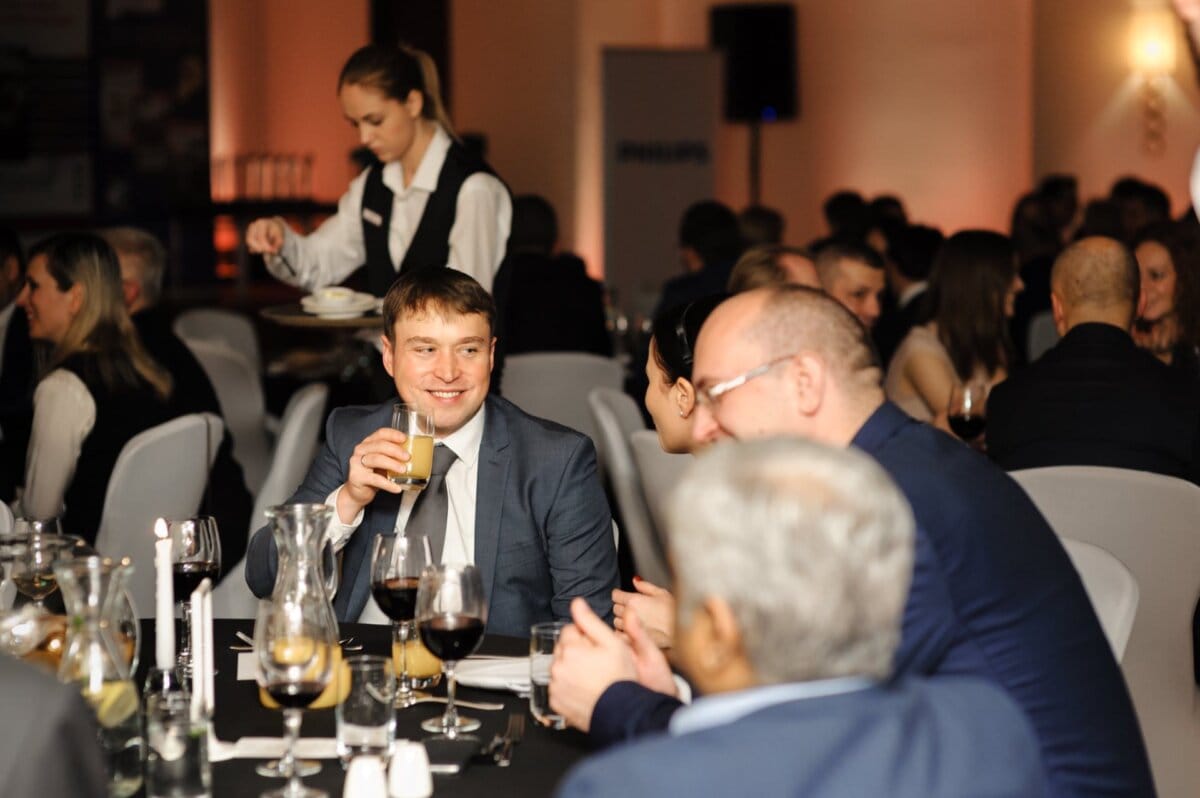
[748,121,762,205]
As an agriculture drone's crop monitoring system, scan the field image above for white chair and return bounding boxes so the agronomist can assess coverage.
[1059,537,1138,662]
[214,383,328,618]
[174,308,262,376]
[184,339,273,494]
[1026,310,1059,363]
[629,429,690,561]
[1011,466,1200,797]
[500,353,625,469]
[588,388,668,585]
[94,413,223,618]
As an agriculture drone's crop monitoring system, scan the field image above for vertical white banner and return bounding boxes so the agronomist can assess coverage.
[604,49,721,321]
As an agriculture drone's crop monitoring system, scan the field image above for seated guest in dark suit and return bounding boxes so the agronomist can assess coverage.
[15,233,177,543]
[872,223,943,366]
[726,244,819,293]
[652,200,744,319]
[496,195,612,357]
[551,287,1153,797]
[987,236,1200,482]
[813,239,886,329]
[101,226,253,572]
[556,438,1047,798]
[0,228,34,501]
[245,269,618,636]
[0,654,107,798]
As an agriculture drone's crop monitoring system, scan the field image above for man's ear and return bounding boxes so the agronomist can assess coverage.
[701,596,745,674]
[791,353,826,416]
[380,334,396,378]
[121,279,140,311]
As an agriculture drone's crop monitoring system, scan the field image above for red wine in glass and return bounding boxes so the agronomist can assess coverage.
[418,614,485,661]
[265,681,327,709]
[172,561,219,601]
[371,576,420,622]
[948,414,986,440]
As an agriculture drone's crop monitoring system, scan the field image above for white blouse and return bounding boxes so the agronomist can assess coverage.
[264,126,511,293]
[20,369,96,520]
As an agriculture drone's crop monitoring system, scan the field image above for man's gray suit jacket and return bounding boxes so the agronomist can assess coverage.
[245,395,618,637]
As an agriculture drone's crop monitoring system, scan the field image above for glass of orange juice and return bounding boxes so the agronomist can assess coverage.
[387,404,435,490]
[392,637,442,690]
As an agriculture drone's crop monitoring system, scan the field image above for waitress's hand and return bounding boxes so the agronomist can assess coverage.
[246,217,287,255]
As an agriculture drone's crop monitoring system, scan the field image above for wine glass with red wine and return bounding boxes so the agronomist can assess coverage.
[371,533,432,708]
[167,517,221,681]
[416,564,488,737]
[254,596,336,798]
[947,380,989,442]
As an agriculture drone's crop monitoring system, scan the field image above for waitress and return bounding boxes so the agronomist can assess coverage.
[246,44,511,296]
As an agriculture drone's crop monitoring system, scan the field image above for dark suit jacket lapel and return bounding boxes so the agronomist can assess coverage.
[474,398,511,611]
[334,489,404,621]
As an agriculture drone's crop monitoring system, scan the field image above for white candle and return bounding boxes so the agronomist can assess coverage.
[191,578,214,722]
[154,518,174,670]
[202,580,214,718]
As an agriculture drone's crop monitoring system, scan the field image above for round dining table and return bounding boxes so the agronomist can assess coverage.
[137,619,593,798]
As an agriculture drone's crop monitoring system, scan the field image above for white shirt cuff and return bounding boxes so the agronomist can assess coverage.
[326,486,363,551]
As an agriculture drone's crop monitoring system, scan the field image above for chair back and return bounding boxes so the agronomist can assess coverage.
[1026,310,1059,363]
[174,308,262,375]
[588,389,667,585]
[1011,466,1200,796]
[629,429,690,558]
[1059,537,1139,661]
[184,339,272,494]
[214,383,328,619]
[500,353,624,468]
[95,413,223,617]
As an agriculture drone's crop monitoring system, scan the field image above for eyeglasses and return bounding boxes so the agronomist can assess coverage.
[696,353,797,408]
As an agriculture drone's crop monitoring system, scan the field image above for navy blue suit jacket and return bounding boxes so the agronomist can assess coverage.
[561,677,1046,798]
[245,395,619,637]
[591,402,1154,798]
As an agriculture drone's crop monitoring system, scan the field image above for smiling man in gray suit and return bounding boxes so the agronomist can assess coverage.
[245,269,617,636]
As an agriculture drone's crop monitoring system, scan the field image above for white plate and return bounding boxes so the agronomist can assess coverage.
[301,291,376,315]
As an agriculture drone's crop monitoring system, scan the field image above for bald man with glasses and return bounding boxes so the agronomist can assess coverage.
[551,286,1154,798]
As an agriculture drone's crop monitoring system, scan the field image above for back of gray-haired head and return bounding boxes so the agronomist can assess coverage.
[99,226,166,306]
[668,437,914,683]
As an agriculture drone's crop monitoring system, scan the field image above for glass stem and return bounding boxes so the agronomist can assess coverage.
[443,661,458,737]
[394,621,411,701]
[282,708,303,786]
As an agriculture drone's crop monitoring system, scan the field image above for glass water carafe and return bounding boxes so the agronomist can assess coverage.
[55,555,144,798]
[266,503,338,612]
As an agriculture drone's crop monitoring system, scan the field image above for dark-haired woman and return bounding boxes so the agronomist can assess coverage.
[246,45,511,296]
[1132,221,1200,380]
[885,230,1023,429]
[16,233,175,543]
[642,295,727,453]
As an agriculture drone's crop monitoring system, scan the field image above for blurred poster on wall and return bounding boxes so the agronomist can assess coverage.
[603,49,720,320]
[0,0,93,217]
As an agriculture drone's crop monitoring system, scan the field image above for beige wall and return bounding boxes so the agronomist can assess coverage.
[1035,0,1200,214]
[209,0,368,202]
[214,1,1200,283]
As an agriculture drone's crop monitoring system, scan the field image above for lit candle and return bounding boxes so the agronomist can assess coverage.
[154,518,174,670]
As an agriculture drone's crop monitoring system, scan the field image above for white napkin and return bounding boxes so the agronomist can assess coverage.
[190,579,214,723]
[454,656,530,693]
[231,737,339,759]
[236,652,257,681]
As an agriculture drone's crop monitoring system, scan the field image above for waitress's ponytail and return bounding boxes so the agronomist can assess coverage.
[401,45,457,140]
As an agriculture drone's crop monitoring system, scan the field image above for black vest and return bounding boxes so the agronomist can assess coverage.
[360,141,504,297]
[59,354,173,546]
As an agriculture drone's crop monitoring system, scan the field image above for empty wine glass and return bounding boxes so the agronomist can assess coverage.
[167,517,221,681]
[416,564,487,737]
[947,380,989,443]
[254,595,337,798]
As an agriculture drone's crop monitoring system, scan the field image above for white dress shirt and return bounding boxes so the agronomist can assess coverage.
[325,404,486,623]
[265,125,511,293]
[19,369,96,520]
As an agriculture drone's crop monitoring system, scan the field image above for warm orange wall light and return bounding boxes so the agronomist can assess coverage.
[1130,7,1177,156]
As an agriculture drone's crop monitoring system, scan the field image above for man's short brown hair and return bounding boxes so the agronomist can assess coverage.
[382,269,496,340]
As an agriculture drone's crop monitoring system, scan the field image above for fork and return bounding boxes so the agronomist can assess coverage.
[494,712,525,767]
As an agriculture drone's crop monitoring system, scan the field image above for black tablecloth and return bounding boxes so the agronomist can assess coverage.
[138,619,592,797]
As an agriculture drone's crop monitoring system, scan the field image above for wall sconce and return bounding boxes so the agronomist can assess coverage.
[1130,7,1177,156]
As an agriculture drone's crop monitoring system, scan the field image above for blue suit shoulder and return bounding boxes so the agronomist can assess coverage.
[557,677,1047,798]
